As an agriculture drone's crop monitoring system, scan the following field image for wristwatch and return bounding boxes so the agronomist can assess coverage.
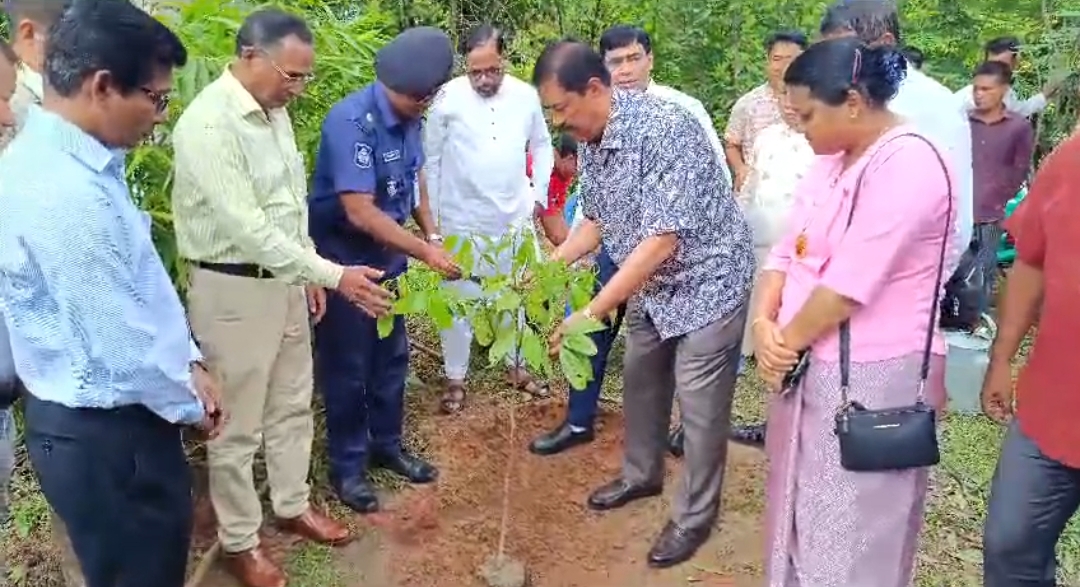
[427,233,443,244]
[582,305,597,321]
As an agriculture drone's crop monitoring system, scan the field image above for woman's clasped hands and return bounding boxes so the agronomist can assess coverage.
[752,318,800,393]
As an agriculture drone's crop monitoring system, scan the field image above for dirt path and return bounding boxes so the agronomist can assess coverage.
[377,398,767,587]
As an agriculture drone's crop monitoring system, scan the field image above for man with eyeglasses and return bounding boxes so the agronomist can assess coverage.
[422,23,555,414]
[171,10,396,587]
[307,27,459,517]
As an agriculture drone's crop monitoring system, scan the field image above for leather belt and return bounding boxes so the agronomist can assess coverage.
[191,261,275,279]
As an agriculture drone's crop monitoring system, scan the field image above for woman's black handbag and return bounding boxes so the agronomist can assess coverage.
[939,239,983,330]
[832,133,950,472]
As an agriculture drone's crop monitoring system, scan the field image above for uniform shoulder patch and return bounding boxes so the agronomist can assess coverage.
[354,142,373,169]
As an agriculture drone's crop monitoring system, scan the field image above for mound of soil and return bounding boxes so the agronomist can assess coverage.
[378,398,767,587]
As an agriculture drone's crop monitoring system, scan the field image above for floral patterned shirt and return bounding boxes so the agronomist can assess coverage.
[724,83,784,167]
[580,90,754,340]
[741,122,815,247]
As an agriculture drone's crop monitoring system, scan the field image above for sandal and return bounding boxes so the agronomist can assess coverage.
[507,368,551,399]
[440,380,466,414]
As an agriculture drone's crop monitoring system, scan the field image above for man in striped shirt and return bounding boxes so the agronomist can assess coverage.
[170,10,391,587]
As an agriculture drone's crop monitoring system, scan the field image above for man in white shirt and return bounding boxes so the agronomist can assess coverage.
[954,37,1061,118]
[731,0,977,450]
[423,24,553,413]
[597,25,731,184]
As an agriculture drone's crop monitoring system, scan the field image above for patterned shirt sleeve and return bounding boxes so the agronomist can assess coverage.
[724,94,750,146]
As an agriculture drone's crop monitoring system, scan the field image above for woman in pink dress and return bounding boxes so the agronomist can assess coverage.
[752,38,956,586]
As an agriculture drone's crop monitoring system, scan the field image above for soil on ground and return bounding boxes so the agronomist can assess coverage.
[376,397,767,587]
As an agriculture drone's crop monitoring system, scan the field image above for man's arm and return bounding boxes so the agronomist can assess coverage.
[18,186,204,425]
[1006,123,1036,193]
[723,96,749,188]
[527,92,554,206]
[172,123,343,289]
[1007,84,1049,118]
[944,93,975,254]
[412,169,437,238]
[422,95,447,232]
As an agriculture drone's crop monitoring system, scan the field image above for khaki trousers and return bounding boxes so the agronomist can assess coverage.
[187,268,314,553]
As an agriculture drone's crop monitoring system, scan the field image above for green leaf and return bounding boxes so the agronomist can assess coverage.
[566,316,608,337]
[427,296,453,330]
[561,331,598,356]
[559,348,592,390]
[473,311,495,346]
[519,326,547,374]
[398,290,428,315]
[376,314,394,338]
[495,290,522,312]
[488,322,517,364]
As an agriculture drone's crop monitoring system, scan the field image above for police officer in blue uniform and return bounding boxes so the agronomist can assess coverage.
[308,27,460,514]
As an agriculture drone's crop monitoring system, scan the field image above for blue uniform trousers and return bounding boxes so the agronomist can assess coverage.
[567,248,625,429]
[314,291,409,489]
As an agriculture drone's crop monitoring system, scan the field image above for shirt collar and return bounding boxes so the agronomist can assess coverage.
[24,104,124,174]
[17,64,43,102]
[219,67,266,118]
[599,89,634,150]
[373,82,403,128]
[969,109,1012,124]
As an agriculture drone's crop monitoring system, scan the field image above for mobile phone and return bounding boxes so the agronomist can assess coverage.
[780,350,810,395]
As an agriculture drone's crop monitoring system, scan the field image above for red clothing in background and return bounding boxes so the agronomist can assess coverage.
[527,152,572,217]
[1005,133,1080,467]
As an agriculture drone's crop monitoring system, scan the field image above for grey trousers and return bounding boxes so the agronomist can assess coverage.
[622,303,746,531]
[983,422,1080,587]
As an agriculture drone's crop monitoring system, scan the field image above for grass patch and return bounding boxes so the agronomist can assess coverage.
[283,543,347,587]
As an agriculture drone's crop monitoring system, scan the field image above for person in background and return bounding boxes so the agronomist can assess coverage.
[725,30,807,193]
[171,10,379,587]
[528,132,577,247]
[732,0,975,450]
[598,24,732,185]
[968,60,1034,318]
[901,45,923,70]
[757,37,953,586]
[423,24,553,413]
[736,89,814,364]
[0,2,226,586]
[309,27,457,516]
[979,113,1080,587]
[534,40,753,567]
[955,36,1062,118]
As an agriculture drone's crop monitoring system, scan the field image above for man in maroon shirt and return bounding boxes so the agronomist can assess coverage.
[969,60,1034,316]
[980,131,1080,586]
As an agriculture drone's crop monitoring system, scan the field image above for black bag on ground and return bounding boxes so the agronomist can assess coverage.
[938,239,982,331]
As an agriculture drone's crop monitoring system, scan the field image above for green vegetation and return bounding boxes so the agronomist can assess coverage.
[3,0,1080,585]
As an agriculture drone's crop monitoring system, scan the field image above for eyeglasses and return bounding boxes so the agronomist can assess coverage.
[140,87,171,113]
[256,48,315,84]
[466,66,504,80]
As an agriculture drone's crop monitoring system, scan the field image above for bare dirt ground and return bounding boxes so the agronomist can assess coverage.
[377,397,766,587]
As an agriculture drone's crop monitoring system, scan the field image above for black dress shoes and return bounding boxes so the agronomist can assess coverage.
[337,478,380,514]
[667,424,685,457]
[730,423,767,448]
[586,478,663,511]
[371,451,438,484]
[647,521,711,568]
[529,422,595,456]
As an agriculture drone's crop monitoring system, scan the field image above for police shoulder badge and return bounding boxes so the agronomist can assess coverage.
[354,142,373,169]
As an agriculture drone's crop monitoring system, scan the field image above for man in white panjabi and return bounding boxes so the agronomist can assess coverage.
[738,96,814,357]
[423,24,554,413]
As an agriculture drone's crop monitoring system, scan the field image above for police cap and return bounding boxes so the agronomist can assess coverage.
[375,27,454,97]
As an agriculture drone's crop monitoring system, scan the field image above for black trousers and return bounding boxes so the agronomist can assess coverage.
[24,395,193,587]
[983,422,1080,587]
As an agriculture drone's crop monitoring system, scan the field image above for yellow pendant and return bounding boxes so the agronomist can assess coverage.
[794,232,808,259]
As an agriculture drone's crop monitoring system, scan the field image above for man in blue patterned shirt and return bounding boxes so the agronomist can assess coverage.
[0,3,224,586]
[534,40,754,569]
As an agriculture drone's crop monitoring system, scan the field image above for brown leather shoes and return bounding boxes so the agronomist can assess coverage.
[223,547,286,587]
[277,506,352,545]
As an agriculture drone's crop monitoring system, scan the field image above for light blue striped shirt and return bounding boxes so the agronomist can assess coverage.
[0,106,204,424]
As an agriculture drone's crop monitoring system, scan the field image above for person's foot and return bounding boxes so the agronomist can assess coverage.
[667,424,685,458]
[507,367,551,399]
[647,521,711,568]
[730,423,767,448]
[586,478,663,511]
[371,450,438,484]
[440,379,466,414]
[337,478,380,514]
[529,421,595,456]
[223,546,286,587]
[277,506,352,545]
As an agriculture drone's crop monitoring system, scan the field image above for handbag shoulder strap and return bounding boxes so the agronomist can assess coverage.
[839,132,954,402]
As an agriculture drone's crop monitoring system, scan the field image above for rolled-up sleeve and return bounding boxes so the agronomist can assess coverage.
[173,121,343,288]
[819,140,955,305]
